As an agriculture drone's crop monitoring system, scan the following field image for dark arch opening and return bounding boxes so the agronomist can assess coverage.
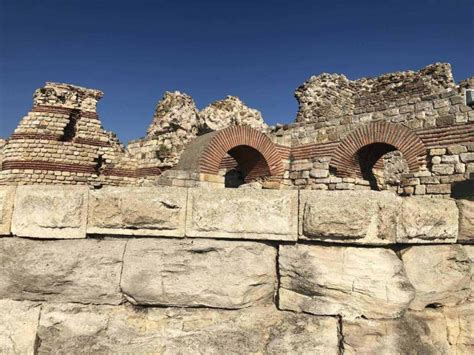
[223,145,270,188]
[451,179,474,201]
[357,143,397,190]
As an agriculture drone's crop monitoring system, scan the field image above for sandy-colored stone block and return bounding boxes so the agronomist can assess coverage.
[11,185,88,239]
[0,185,16,235]
[121,238,276,309]
[342,309,451,354]
[465,245,474,301]
[300,190,400,244]
[186,188,298,240]
[37,304,339,354]
[279,244,414,319]
[401,245,470,310]
[0,299,41,355]
[458,199,474,242]
[397,196,458,243]
[444,304,474,354]
[0,238,126,304]
[87,186,186,237]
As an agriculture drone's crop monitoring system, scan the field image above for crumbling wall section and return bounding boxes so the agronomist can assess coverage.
[127,94,269,185]
[0,82,141,187]
[0,185,472,354]
[272,63,474,194]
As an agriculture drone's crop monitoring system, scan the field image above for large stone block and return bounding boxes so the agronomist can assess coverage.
[87,186,187,237]
[458,199,474,242]
[186,188,298,241]
[0,186,15,235]
[0,238,126,304]
[460,245,474,301]
[11,185,88,239]
[0,299,41,355]
[121,238,276,308]
[397,196,458,243]
[443,304,474,354]
[279,244,414,319]
[401,245,470,310]
[36,304,339,354]
[300,191,400,244]
[342,309,450,354]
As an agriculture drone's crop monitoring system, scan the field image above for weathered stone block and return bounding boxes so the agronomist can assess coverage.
[448,144,468,155]
[342,309,450,354]
[432,163,455,175]
[300,191,400,244]
[401,245,470,310]
[121,238,276,308]
[37,304,339,354]
[443,303,474,353]
[460,152,474,163]
[397,197,458,243]
[309,168,328,178]
[0,238,125,304]
[279,244,414,319]
[0,186,15,235]
[458,199,474,242]
[430,148,446,156]
[186,188,298,240]
[87,186,186,237]
[11,185,88,239]
[425,183,452,194]
[0,299,41,355]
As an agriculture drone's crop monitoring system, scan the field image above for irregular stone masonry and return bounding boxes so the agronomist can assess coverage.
[0,63,473,196]
[0,185,473,353]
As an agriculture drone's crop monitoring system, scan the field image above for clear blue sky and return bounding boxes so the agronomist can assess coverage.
[1,0,472,143]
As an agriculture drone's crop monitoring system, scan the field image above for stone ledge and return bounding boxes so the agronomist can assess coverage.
[87,186,187,237]
[299,190,400,244]
[185,188,298,241]
[0,185,464,243]
[300,190,459,244]
[11,185,88,239]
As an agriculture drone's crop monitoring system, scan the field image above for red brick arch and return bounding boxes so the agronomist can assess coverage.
[198,126,284,178]
[330,121,426,178]
[177,125,284,182]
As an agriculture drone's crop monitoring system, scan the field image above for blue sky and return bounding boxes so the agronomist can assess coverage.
[0,0,472,143]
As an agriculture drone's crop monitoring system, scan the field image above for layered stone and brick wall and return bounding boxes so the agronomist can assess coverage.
[0,185,473,354]
[1,63,472,195]
[0,83,145,187]
[271,63,474,193]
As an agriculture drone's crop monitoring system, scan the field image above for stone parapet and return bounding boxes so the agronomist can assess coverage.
[0,185,470,244]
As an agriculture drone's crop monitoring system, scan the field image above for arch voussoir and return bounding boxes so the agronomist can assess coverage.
[177,125,284,183]
[330,121,427,178]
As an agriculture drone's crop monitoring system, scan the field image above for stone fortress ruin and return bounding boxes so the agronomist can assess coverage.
[0,63,473,354]
[0,62,473,195]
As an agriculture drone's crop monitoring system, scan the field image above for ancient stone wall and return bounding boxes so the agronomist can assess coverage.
[0,185,472,354]
[273,64,474,194]
[1,64,472,196]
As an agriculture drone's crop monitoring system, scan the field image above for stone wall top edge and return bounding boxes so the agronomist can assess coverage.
[0,183,463,200]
